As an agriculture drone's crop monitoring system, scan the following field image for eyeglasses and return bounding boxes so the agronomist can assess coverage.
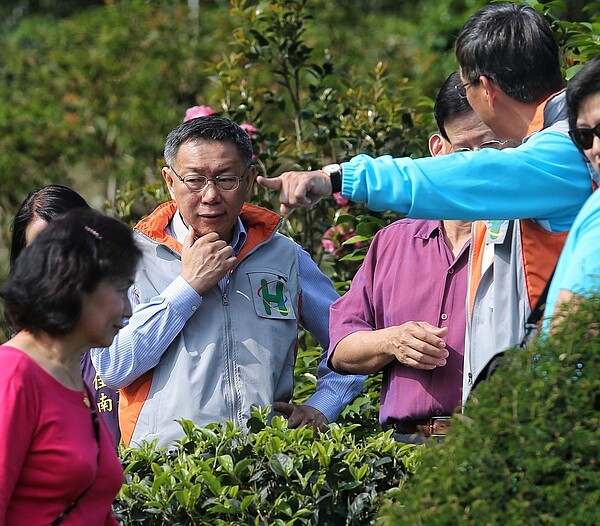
[452,140,512,153]
[169,164,250,192]
[454,81,470,99]
[569,124,600,150]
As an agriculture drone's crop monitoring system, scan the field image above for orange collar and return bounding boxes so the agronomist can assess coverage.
[135,201,282,260]
[525,90,565,137]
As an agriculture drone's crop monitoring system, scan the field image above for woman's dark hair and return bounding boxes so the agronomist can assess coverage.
[566,55,600,132]
[10,185,89,269]
[2,208,141,335]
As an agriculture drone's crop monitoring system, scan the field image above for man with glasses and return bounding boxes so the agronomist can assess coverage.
[259,3,594,402]
[91,115,365,447]
[327,72,507,443]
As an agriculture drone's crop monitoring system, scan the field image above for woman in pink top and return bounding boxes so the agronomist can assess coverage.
[9,185,122,447]
[0,208,141,525]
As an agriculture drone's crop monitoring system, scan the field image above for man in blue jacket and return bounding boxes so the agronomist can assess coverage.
[259,3,594,400]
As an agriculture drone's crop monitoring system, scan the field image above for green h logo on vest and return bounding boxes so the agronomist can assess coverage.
[259,278,289,316]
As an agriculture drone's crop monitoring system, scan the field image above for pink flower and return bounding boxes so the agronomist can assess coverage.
[321,225,343,254]
[333,192,350,206]
[321,224,365,256]
[321,238,336,254]
[240,123,258,139]
[184,105,216,122]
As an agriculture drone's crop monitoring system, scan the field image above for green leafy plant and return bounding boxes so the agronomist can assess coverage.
[202,0,426,268]
[115,409,419,525]
[377,295,600,526]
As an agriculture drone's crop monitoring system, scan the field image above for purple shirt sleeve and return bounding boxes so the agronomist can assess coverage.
[328,219,469,423]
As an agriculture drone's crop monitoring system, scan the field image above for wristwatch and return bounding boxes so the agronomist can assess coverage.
[321,163,343,194]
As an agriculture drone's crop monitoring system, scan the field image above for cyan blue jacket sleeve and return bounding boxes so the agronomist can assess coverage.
[341,130,591,233]
[295,246,367,422]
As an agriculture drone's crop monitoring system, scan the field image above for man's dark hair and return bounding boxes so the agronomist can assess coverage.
[566,55,600,131]
[434,71,474,141]
[10,185,89,270]
[2,208,141,335]
[455,3,564,104]
[164,114,253,167]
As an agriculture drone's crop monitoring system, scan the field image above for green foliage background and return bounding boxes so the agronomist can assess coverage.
[0,0,494,337]
[2,0,600,286]
[0,0,487,271]
[377,296,600,526]
[1,0,600,333]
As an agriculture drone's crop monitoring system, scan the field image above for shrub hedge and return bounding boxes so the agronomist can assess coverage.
[377,296,600,526]
[115,409,423,525]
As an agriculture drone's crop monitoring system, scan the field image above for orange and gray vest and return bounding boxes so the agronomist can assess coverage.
[119,202,301,447]
[463,91,576,402]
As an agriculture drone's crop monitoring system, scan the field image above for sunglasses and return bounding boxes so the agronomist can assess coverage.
[569,123,600,150]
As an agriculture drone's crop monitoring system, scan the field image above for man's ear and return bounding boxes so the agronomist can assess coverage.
[429,133,448,157]
[162,166,176,200]
[244,165,258,200]
[480,75,498,109]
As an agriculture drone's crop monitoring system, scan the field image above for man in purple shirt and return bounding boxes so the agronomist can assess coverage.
[328,72,508,443]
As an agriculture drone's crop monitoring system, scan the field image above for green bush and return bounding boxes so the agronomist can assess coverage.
[114,342,401,524]
[115,409,422,525]
[377,296,600,526]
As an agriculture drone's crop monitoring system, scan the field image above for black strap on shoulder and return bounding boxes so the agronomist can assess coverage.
[472,268,556,392]
[520,268,555,348]
[49,387,101,526]
[471,351,505,391]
